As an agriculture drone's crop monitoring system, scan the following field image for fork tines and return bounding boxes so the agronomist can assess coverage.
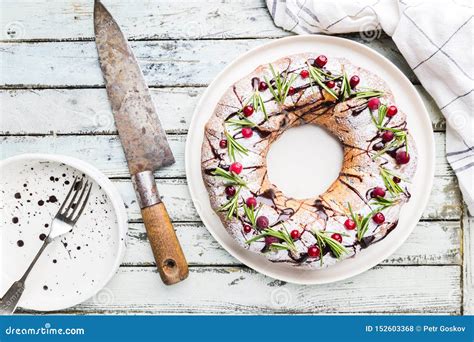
[57,177,93,224]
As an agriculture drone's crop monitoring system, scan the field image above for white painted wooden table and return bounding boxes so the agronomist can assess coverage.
[1,0,471,315]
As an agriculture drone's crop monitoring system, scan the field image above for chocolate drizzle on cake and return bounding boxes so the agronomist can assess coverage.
[202,53,417,269]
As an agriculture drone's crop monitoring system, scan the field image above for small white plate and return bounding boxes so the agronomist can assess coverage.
[185,35,435,284]
[0,154,128,311]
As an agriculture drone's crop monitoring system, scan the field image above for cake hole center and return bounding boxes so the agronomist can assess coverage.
[266,125,343,200]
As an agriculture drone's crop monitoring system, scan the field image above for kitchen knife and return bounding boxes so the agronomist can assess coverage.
[93,0,188,285]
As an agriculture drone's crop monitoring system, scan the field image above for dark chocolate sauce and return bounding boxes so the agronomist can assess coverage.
[372,142,385,151]
[339,179,369,205]
[289,252,309,264]
[252,126,272,139]
[17,240,24,247]
[359,235,375,249]
[351,106,367,116]
[256,189,276,208]
[251,77,260,90]
[340,172,363,182]
[275,208,295,224]
[232,85,243,106]
[14,192,21,199]
[312,199,329,221]
[12,217,19,224]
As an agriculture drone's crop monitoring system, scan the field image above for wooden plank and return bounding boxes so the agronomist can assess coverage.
[0,135,462,220]
[0,39,417,88]
[124,221,461,266]
[0,133,454,178]
[0,88,200,134]
[54,266,460,314]
[1,0,288,41]
[0,85,445,134]
[113,178,461,222]
[463,209,473,314]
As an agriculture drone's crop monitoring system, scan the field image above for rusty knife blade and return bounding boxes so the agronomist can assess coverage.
[93,1,174,175]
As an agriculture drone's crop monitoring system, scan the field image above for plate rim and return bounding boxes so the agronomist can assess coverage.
[0,153,128,311]
[185,35,435,285]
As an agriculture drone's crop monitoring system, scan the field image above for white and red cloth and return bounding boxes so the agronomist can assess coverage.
[266,0,473,213]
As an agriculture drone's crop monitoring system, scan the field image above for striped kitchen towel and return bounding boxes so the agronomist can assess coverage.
[266,0,473,214]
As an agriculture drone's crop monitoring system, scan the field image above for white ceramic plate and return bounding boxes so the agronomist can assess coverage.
[0,154,128,311]
[185,35,435,284]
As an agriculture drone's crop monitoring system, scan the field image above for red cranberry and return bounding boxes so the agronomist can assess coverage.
[256,216,269,229]
[315,55,327,68]
[300,69,309,79]
[290,230,300,240]
[381,130,394,142]
[393,176,401,183]
[326,80,335,88]
[373,212,385,224]
[367,97,380,111]
[229,162,243,174]
[258,81,268,91]
[225,185,236,197]
[265,236,280,245]
[344,219,356,230]
[308,246,321,258]
[243,224,252,233]
[387,105,398,117]
[331,233,343,243]
[243,105,254,117]
[246,197,257,208]
[395,150,410,164]
[219,139,227,148]
[349,75,360,88]
[242,127,253,138]
[371,187,386,198]
[288,87,295,96]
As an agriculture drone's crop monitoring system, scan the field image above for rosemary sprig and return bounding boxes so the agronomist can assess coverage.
[246,226,297,252]
[251,90,268,120]
[313,229,348,265]
[226,117,256,128]
[348,203,373,241]
[219,186,241,219]
[371,104,388,127]
[243,202,261,228]
[237,90,268,121]
[225,131,248,162]
[370,196,399,211]
[384,127,409,154]
[339,71,352,101]
[370,104,409,159]
[264,64,297,105]
[372,129,408,159]
[353,89,384,99]
[212,167,247,187]
[307,62,338,99]
[379,167,405,195]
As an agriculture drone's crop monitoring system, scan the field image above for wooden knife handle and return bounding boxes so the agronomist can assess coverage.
[141,202,189,285]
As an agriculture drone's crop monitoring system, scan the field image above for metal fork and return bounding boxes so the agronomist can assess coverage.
[0,177,92,314]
